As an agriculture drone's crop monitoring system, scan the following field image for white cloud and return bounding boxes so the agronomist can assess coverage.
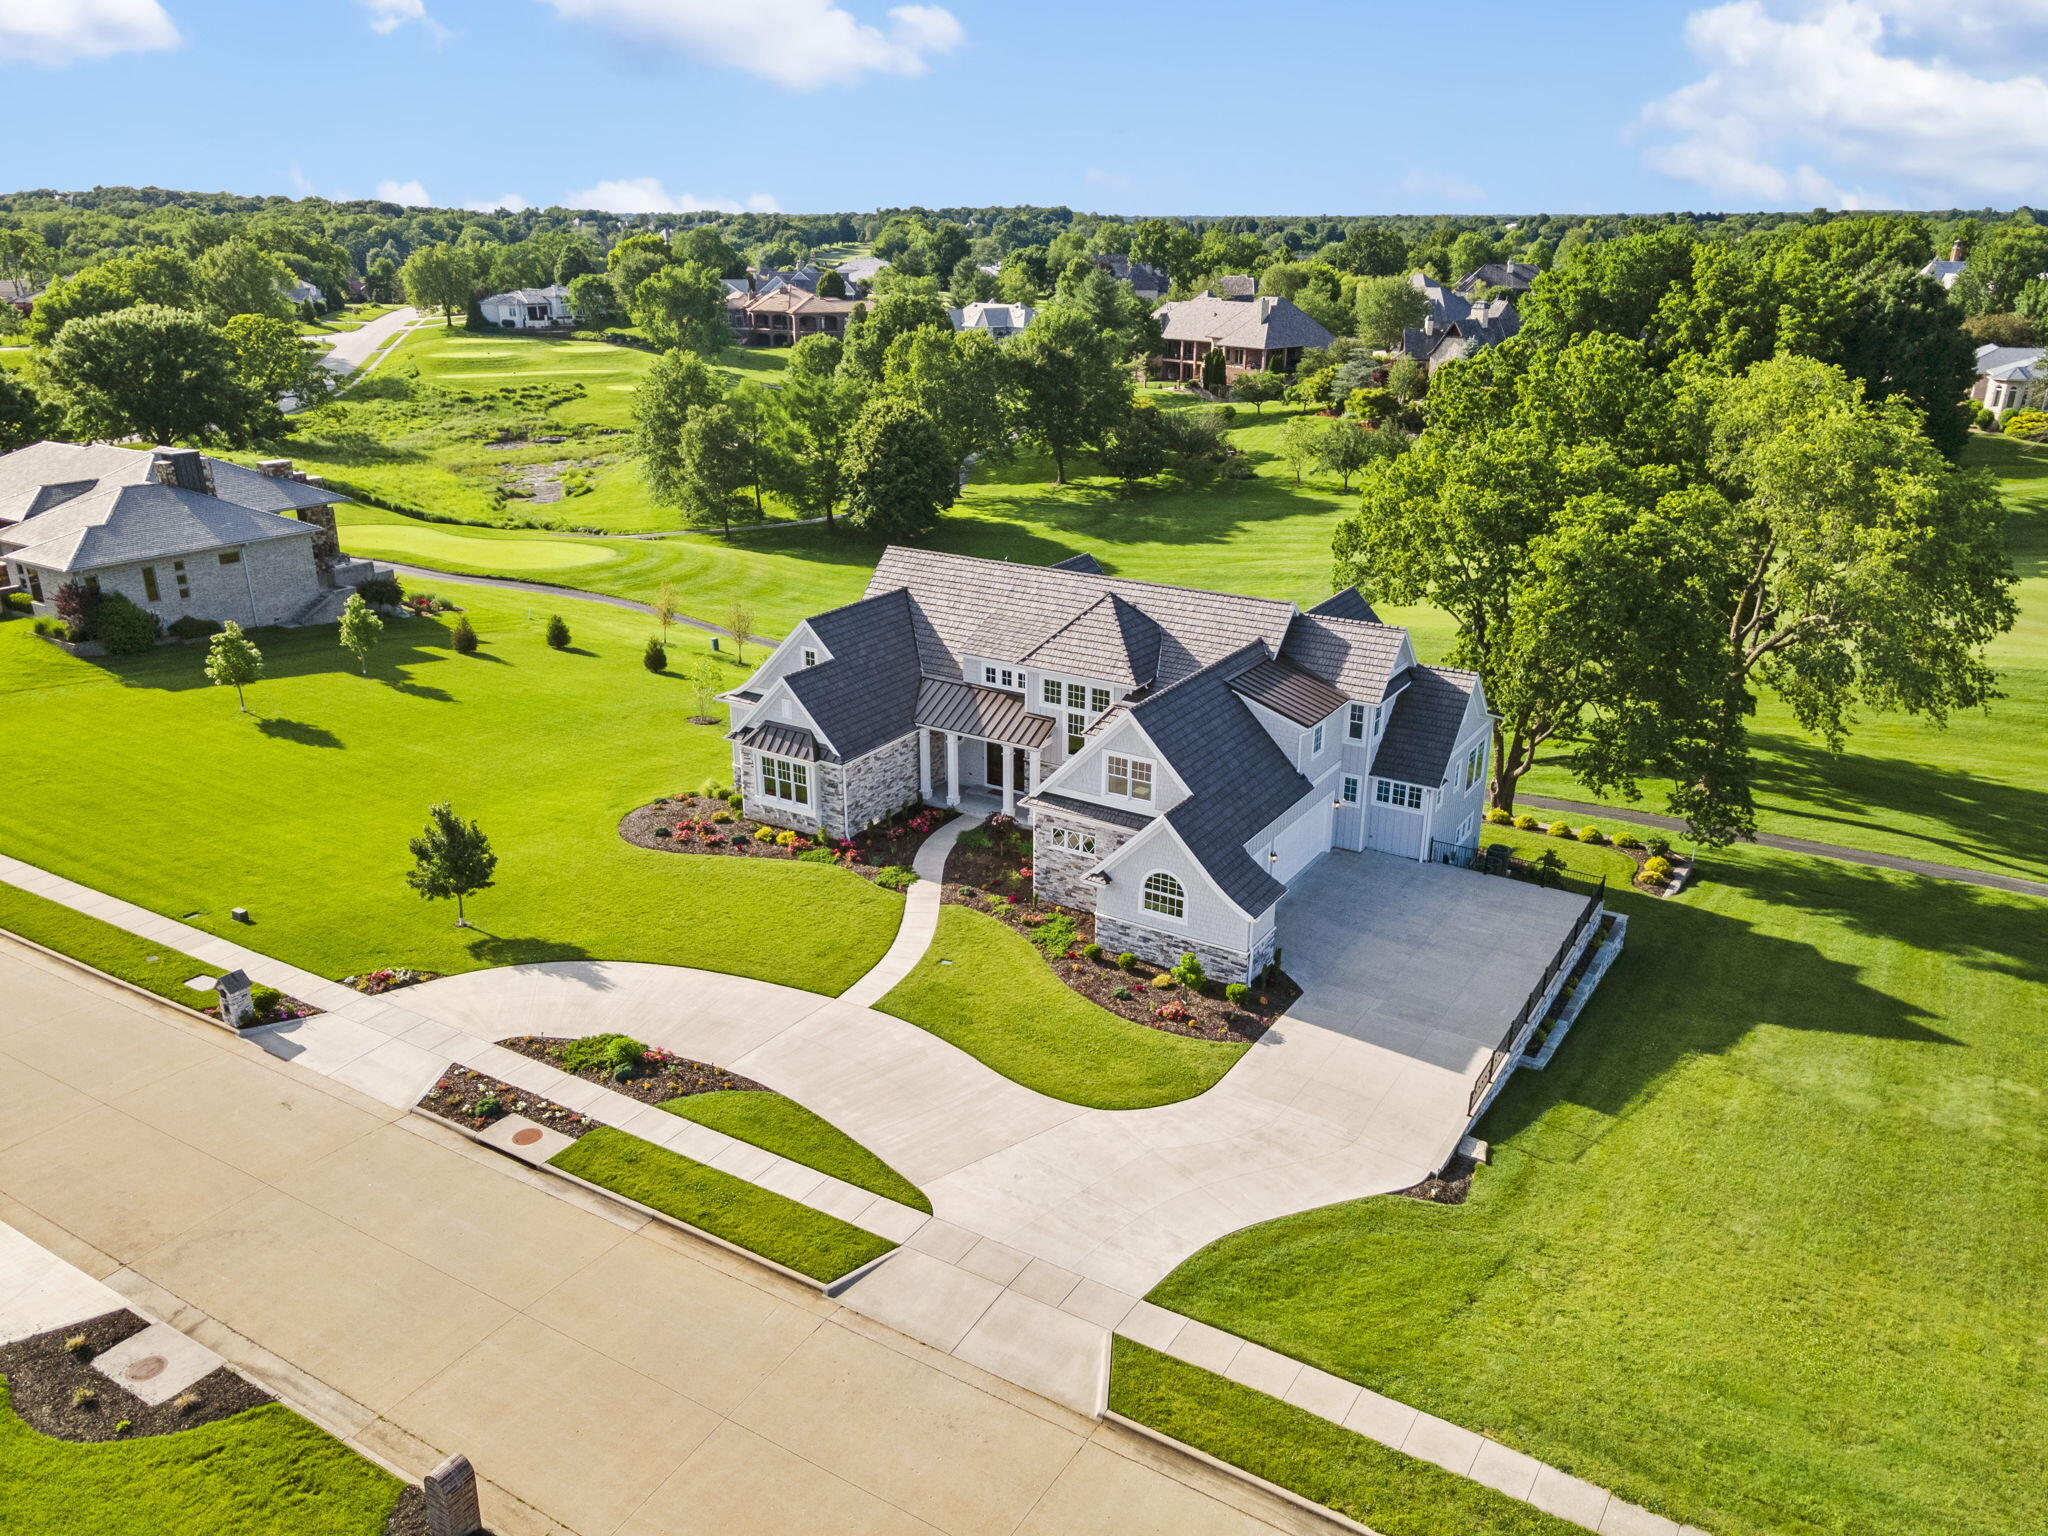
[1,0,178,67]
[1398,170,1486,206]
[565,176,780,215]
[358,0,449,38]
[1641,1,2048,206]
[465,193,530,212]
[538,0,963,89]
[376,179,434,207]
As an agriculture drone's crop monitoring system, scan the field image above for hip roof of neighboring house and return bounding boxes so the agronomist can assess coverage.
[1975,343,2045,377]
[830,256,889,283]
[1152,294,1334,352]
[949,302,1037,331]
[1453,261,1539,296]
[0,441,343,551]
[0,480,316,572]
[483,285,570,306]
[733,288,860,317]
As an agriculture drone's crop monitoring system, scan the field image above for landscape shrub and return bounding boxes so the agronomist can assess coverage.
[1645,834,1672,858]
[1171,951,1207,990]
[32,619,51,635]
[1224,982,1250,1006]
[451,616,478,653]
[798,848,838,864]
[1117,951,1137,970]
[1641,855,1674,883]
[92,593,161,655]
[699,778,725,798]
[1613,832,1644,850]
[355,572,404,607]
[1576,825,1604,844]
[726,793,744,811]
[1545,820,1572,838]
[874,865,916,890]
[53,578,99,641]
[754,825,777,842]
[167,615,221,641]
[544,614,570,649]
[1482,807,1512,825]
[1081,942,1104,962]
[2002,409,2048,441]
[653,826,672,838]
[560,1032,647,1079]
[1111,985,1133,1001]
[643,637,667,672]
[775,829,801,848]
[1150,973,1176,990]
[248,983,283,1015]
[711,809,733,823]
[1029,912,1080,958]
[1512,813,1539,830]
[956,827,990,850]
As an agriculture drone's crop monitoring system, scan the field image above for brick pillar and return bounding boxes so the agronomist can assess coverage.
[422,1453,482,1536]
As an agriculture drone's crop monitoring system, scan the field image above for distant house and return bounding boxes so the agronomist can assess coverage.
[1092,253,1170,301]
[1453,261,1539,297]
[0,443,382,631]
[1393,272,1521,372]
[1152,294,1333,385]
[1210,274,1258,300]
[752,264,832,297]
[831,256,889,289]
[0,278,37,314]
[726,286,860,347]
[1921,243,1967,290]
[284,279,325,307]
[480,284,574,330]
[1973,344,2045,417]
[949,301,1037,338]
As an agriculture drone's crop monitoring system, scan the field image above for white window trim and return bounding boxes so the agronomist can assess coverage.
[758,754,811,807]
[1348,703,1365,740]
[801,648,818,668]
[1141,870,1186,921]
[1311,722,1324,754]
[1105,753,1155,803]
[1341,775,1360,804]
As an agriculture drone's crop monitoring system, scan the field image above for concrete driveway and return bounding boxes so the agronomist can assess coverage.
[0,937,1329,1536]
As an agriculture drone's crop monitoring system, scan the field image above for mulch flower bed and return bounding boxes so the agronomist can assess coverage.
[500,1035,766,1108]
[342,967,443,996]
[1397,1152,1476,1205]
[618,793,952,887]
[942,815,1297,1045]
[417,1065,596,1139]
[1491,818,1694,896]
[204,993,320,1029]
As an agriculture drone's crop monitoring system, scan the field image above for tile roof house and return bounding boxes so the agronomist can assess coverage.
[1152,294,1335,385]
[725,548,1494,982]
[830,256,889,289]
[480,284,574,330]
[948,301,1037,338]
[726,285,861,346]
[0,442,378,631]
[1393,272,1522,372]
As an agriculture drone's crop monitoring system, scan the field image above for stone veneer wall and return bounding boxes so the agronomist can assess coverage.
[1094,913,1252,985]
[734,744,830,834]
[1030,812,1135,911]
[842,734,921,836]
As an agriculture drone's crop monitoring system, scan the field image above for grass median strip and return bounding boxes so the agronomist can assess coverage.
[877,904,1246,1109]
[548,1125,896,1283]
[0,880,223,1008]
[1109,1339,1581,1536]
[659,1089,930,1213]
[0,1386,405,1536]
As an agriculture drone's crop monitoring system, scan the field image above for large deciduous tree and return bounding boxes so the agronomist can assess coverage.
[877,327,1012,470]
[45,304,273,446]
[400,243,474,327]
[24,248,198,344]
[773,333,863,528]
[630,261,728,355]
[1007,306,1130,483]
[631,349,725,510]
[222,313,327,407]
[195,238,294,323]
[1352,275,1430,349]
[0,370,54,451]
[671,401,755,538]
[839,289,951,382]
[840,396,956,539]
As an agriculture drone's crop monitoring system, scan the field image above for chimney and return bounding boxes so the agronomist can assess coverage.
[1258,296,1277,320]
[303,476,324,489]
[1952,241,1965,263]
[258,458,293,478]
[151,448,214,498]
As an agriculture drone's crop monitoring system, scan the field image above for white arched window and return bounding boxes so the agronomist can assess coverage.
[1142,872,1185,920]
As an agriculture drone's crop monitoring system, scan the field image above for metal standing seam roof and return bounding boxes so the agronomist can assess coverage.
[1023,790,1156,831]
[1228,656,1349,728]
[914,678,1055,749]
[730,722,818,760]
[1370,666,1482,786]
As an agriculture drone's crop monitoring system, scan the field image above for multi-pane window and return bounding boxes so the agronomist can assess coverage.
[1066,682,1087,709]
[760,756,810,806]
[1090,687,1110,714]
[1342,776,1360,804]
[1042,678,1062,705]
[1311,722,1325,753]
[1374,780,1423,809]
[1463,744,1485,788]
[984,665,1019,690]
[1067,712,1086,754]
[1348,703,1366,739]
[1106,755,1154,801]
[1047,827,1098,855]
[802,648,818,667]
[1142,872,1185,919]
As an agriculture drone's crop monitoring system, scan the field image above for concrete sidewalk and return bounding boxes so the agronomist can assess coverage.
[0,937,1331,1536]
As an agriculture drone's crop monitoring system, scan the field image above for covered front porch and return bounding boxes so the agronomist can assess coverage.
[914,677,1054,823]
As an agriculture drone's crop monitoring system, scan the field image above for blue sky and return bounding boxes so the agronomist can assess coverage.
[10,0,2048,215]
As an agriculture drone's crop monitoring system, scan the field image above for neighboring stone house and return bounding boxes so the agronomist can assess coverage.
[1393,272,1521,372]
[1973,343,2045,417]
[1452,261,1539,297]
[0,442,372,631]
[1092,253,1170,301]
[948,301,1037,338]
[479,284,574,329]
[1152,294,1334,385]
[724,549,1493,982]
[725,286,860,346]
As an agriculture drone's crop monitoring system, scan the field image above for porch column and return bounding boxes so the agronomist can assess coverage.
[944,731,961,808]
[918,727,933,802]
[1000,744,1016,820]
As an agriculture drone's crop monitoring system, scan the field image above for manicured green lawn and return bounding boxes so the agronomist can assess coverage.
[1109,1340,1580,1536]
[660,1089,930,1212]
[0,592,901,996]
[300,303,401,336]
[0,881,224,1009]
[0,1386,404,1536]
[1144,845,2048,1536]
[876,905,1246,1109]
[549,1125,895,1282]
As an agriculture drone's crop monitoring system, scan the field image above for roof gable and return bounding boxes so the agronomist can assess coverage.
[1370,666,1482,785]
[1279,612,1411,701]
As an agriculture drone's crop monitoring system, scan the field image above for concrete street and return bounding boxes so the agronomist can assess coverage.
[0,934,1340,1536]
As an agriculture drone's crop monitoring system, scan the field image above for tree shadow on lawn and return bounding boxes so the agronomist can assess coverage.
[1479,877,1966,1150]
[256,716,343,748]
[460,930,600,969]
[98,626,457,694]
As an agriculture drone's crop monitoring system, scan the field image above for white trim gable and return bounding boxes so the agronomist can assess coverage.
[736,674,834,755]
[1035,713,1188,812]
[1092,816,1259,924]
[726,623,831,723]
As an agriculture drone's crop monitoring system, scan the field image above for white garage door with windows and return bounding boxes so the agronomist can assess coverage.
[1365,779,1426,859]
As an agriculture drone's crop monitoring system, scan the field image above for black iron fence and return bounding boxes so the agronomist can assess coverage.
[1467,877,1607,1116]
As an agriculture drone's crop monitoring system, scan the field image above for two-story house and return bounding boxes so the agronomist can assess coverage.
[723,549,1494,982]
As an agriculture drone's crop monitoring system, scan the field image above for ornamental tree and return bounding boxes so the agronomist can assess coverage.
[405,802,497,928]
[338,591,383,675]
[203,622,264,713]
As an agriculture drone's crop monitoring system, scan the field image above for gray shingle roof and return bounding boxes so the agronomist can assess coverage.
[0,481,316,573]
[915,678,1054,749]
[866,546,1296,691]
[1211,274,1258,299]
[1153,294,1333,353]
[1370,666,1480,786]
[731,722,818,760]
[1025,790,1156,831]
[0,442,344,526]
[781,587,925,762]
[1453,262,1539,296]
[1228,656,1348,728]
[1975,343,2044,377]
[1279,613,1409,701]
[1307,587,1381,624]
[1128,644,1309,916]
[1049,552,1105,574]
[1017,594,1161,687]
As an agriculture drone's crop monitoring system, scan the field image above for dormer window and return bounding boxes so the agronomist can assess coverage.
[984,665,1019,690]
[1106,755,1154,802]
[802,648,818,668]
[1348,703,1366,740]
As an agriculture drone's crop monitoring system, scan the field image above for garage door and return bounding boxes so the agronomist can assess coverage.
[1365,780,1425,859]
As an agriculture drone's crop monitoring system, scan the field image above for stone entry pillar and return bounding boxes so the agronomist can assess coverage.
[944,732,961,808]
[918,727,933,802]
[422,1454,482,1536]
